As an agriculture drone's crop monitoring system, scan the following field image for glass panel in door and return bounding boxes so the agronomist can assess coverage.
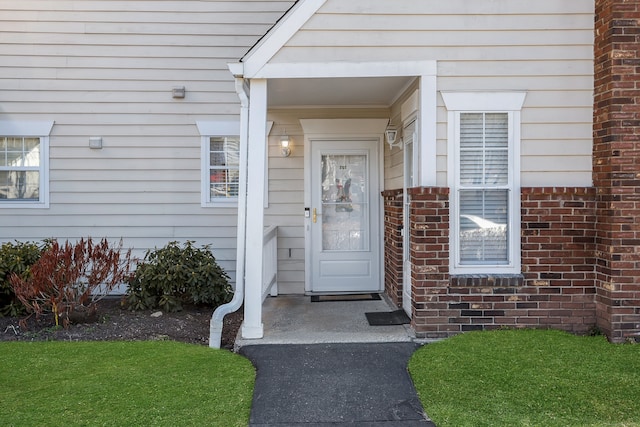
[320,154,369,252]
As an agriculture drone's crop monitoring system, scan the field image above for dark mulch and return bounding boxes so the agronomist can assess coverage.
[0,297,243,350]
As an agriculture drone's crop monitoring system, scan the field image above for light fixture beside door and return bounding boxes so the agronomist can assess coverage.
[386,125,402,150]
[280,130,292,157]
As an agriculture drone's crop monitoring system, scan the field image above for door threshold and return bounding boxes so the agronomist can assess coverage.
[310,293,381,302]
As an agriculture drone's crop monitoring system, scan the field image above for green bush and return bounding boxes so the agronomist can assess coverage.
[0,240,47,316]
[126,241,232,312]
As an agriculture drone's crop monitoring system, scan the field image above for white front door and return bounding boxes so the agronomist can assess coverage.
[310,139,381,293]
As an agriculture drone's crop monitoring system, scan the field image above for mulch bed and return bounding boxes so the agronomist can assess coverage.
[0,298,243,350]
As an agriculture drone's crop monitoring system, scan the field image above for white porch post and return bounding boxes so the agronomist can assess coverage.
[242,78,267,339]
[419,74,438,186]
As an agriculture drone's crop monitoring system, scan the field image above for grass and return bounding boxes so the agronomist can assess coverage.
[409,329,640,427]
[0,341,254,426]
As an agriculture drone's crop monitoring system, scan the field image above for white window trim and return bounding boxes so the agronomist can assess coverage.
[442,92,526,275]
[197,121,273,208]
[401,90,420,189]
[0,121,54,209]
[197,121,241,207]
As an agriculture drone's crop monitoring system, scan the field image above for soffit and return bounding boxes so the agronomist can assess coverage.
[267,76,414,107]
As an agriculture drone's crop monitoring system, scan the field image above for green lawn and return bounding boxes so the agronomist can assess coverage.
[409,329,640,427]
[0,341,254,426]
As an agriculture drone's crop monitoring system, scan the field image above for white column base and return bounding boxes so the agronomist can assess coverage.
[241,322,264,339]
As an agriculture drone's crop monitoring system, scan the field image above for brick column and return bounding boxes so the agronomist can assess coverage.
[408,187,450,339]
[382,189,404,306]
[594,0,640,342]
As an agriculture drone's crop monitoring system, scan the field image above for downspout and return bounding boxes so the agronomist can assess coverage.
[210,75,249,349]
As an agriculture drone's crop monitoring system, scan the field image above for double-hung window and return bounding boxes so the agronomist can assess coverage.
[197,121,240,206]
[443,92,526,274]
[0,121,53,208]
[207,136,240,200]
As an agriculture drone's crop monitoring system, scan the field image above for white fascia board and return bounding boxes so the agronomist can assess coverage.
[243,0,327,78]
[250,60,437,79]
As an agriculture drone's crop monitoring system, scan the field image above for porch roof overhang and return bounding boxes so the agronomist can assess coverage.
[228,60,436,108]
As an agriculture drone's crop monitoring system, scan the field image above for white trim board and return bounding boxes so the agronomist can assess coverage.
[196,121,240,136]
[242,0,328,77]
[300,118,387,294]
[0,121,54,136]
[300,118,389,136]
[441,92,527,111]
[246,60,437,80]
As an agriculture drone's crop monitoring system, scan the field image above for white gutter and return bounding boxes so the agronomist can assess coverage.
[210,72,249,349]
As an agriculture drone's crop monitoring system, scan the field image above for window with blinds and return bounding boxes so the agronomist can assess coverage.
[443,91,524,274]
[458,113,509,265]
[208,136,240,200]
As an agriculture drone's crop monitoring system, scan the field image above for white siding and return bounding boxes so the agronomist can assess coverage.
[0,0,295,279]
[274,0,594,188]
[1,0,596,295]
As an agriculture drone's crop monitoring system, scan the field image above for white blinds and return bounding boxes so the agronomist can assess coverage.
[458,113,509,263]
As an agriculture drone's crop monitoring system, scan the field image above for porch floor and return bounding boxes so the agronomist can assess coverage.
[235,294,415,348]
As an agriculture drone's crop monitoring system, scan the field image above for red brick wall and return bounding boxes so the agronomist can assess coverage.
[404,187,597,340]
[520,187,597,334]
[593,0,640,342]
[407,187,451,339]
[382,189,404,306]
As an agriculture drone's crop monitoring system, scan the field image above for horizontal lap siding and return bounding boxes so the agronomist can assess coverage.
[0,0,295,278]
[276,0,594,188]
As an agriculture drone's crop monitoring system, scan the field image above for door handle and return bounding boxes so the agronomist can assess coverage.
[313,208,318,223]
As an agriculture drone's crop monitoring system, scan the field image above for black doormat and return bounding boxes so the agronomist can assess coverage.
[365,309,411,326]
[311,293,382,303]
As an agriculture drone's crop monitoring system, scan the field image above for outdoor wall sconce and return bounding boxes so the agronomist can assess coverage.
[386,126,402,150]
[281,133,292,157]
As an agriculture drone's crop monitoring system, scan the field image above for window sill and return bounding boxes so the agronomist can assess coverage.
[0,201,49,209]
[202,199,238,208]
[450,274,524,287]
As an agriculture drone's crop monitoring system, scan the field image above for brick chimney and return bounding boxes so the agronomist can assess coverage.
[593,0,640,342]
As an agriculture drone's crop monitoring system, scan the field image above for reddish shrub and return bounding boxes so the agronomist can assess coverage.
[10,238,134,328]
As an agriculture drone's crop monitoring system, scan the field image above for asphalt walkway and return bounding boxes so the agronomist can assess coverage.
[240,342,436,426]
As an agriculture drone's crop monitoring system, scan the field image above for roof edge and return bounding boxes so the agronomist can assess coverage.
[241,0,327,78]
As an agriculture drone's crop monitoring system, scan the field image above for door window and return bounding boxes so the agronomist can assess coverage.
[320,154,368,251]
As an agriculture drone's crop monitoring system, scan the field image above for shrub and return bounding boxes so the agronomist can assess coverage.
[0,240,48,317]
[9,238,134,328]
[126,241,232,312]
